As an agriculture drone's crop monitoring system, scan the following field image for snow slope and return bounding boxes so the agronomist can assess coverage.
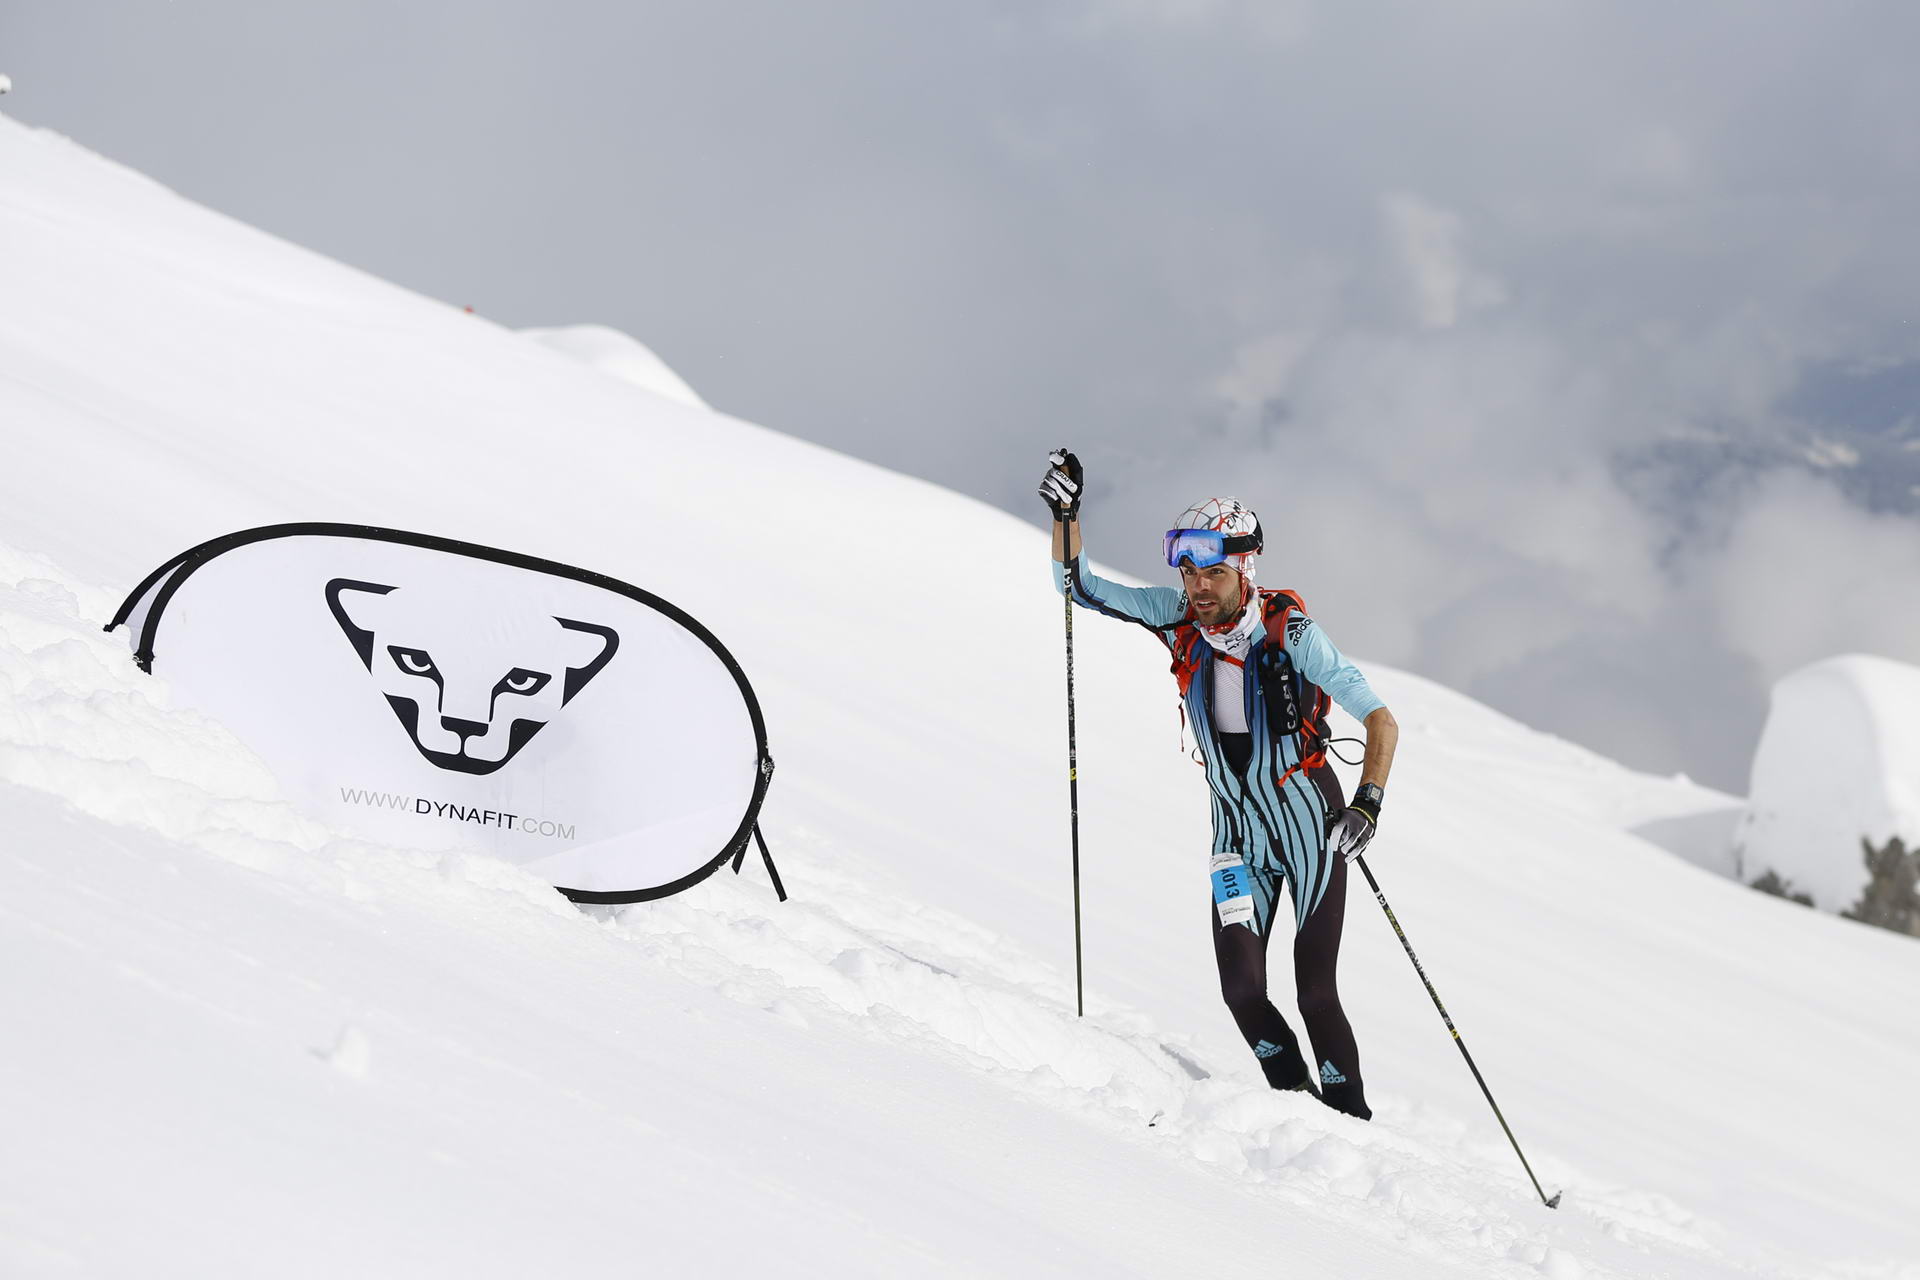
[1738,654,1920,911]
[4,113,1919,1278]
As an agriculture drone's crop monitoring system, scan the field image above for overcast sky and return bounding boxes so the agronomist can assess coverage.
[9,1,1920,792]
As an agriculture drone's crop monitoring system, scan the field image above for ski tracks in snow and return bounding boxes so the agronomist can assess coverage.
[588,835,1826,1280]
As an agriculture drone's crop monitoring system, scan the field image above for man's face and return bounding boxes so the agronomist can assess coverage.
[1179,561,1243,625]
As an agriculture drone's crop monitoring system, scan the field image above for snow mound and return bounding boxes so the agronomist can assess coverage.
[519,323,708,408]
[1737,654,1920,911]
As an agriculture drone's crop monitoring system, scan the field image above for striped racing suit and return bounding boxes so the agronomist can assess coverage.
[1053,552,1382,1116]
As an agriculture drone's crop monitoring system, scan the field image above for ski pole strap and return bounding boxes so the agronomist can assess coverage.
[1321,735,1366,766]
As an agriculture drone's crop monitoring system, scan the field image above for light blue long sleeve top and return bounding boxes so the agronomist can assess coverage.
[1051,552,1386,931]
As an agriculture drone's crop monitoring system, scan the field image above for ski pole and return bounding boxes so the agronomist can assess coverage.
[1061,517,1085,1018]
[1355,854,1560,1209]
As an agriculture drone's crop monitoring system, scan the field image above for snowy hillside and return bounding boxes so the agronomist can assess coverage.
[1738,655,1920,913]
[4,113,1920,1279]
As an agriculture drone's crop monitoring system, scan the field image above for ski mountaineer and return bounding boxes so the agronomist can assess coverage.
[1040,448,1398,1120]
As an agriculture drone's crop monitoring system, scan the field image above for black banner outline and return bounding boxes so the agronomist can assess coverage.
[108,522,772,905]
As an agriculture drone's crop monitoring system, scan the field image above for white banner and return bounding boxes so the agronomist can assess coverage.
[112,525,773,902]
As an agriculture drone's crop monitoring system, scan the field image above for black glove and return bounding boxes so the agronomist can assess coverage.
[1327,782,1383,863]
[1038,448,1082,521]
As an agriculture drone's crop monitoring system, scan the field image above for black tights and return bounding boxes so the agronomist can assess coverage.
[1212,853,1371,1119]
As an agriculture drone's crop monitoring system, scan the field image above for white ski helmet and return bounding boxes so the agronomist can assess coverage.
[1169,497,1263,583]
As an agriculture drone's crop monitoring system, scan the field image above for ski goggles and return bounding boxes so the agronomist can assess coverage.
[1163,524,1263,569]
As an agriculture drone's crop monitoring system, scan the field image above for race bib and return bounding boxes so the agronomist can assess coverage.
[1210,852,1255,927]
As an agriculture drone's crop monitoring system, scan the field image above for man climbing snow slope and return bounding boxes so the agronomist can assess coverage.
[1041,449,1398,1119]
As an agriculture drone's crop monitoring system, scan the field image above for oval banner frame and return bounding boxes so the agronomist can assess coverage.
[109,522,774,904]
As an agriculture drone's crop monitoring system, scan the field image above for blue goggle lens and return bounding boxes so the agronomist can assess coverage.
[1164,529,1229,568]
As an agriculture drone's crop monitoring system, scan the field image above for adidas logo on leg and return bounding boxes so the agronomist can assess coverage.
[1320,1059,1348,1085]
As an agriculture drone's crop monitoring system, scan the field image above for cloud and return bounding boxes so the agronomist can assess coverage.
[1705,470,1920,682]
[1115,160,1920,788]
[1381,194,1507,330]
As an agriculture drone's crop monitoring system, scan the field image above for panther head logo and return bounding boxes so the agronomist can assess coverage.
[325,577,620,775]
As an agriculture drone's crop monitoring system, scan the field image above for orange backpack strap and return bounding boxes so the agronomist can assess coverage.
[1163,622,1203,696]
